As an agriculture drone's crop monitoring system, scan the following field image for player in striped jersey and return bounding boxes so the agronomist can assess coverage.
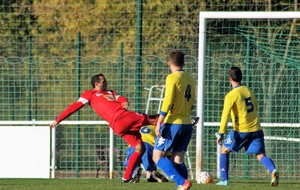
[216,67,279,186]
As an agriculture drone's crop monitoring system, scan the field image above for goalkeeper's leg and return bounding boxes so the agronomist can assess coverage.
[122,140,145,181]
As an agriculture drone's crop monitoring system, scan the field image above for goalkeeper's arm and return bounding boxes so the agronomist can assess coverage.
[50,101,85,129]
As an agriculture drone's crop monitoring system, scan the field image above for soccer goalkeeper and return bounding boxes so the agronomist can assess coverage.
[49,73,157,183]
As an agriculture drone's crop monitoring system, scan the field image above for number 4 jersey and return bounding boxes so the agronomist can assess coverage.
[160,71,196,125]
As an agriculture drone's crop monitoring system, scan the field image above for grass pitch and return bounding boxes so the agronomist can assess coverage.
[0,178,298,190]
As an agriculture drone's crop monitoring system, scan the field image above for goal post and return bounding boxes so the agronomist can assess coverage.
[197,11,300,178]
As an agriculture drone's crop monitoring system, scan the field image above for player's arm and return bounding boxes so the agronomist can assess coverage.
[160,75,175,115]
[50,100,86,129]
[156,75,175,137]
[115,95,129,109]
[155,114,165,137]
[216,94,233,144]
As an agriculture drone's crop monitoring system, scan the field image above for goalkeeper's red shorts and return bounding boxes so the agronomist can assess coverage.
[112,110,151,147]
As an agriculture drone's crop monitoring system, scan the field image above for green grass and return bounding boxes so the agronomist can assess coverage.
[0,178,299,190]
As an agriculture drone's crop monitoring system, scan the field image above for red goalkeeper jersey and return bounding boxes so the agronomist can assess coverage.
[55,89,149,138]
[81,90,126,124]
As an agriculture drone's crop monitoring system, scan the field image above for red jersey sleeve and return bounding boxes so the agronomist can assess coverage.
[55,90,91,123]
[55,101,84,123]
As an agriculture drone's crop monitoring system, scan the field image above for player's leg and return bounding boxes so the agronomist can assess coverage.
[113,111,151,134]
[132,167,143,183]
[173,153,188,179]
[247,130,278,186]
[121,132,145,182]
[217,146,230,185]
[123,146,144,182]
[270,169,279,187]
[153,149,187,187]
[123,146,134,167]
[141,142,157,182]
[152,170,169,182]
[171,123,193,178]
[257,153,276,174]
[171,151,191,190]
[111,111,149,182]
[153,124,192,189]
[173,124,193,190]
[217,130,245,185]
[257,153,279,187]
[143,144,168,182]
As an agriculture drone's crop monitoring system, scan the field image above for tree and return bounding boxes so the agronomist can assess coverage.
[0,0,35,57]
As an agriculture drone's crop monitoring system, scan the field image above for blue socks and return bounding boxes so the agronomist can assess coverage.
[220,153,229,181]
[219,154,276,182]
[260,156,276,173]
[157,157,185,185]
[174,162,188,179]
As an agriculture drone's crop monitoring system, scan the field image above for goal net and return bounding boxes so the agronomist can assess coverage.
[196,12,300,180]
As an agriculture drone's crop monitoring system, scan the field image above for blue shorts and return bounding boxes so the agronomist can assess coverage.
[154,123,193,152]
[123,142,156,171]
[223,129,266,154]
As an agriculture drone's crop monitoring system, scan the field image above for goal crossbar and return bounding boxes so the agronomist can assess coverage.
[199,11,300,19]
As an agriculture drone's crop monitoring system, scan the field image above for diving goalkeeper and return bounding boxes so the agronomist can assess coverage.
[49,73,157,183]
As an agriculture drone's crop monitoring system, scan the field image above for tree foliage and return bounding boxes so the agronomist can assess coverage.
[0,0,35,57]
[0,0,298,58]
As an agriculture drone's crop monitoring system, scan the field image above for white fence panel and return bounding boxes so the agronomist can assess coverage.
[0,126,50,178]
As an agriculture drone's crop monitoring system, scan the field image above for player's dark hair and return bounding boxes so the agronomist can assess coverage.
[229,66,243,82]
[91,73,104,88]
[168,50,185,67]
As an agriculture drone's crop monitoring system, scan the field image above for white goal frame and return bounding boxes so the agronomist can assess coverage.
[196,11,300,178]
